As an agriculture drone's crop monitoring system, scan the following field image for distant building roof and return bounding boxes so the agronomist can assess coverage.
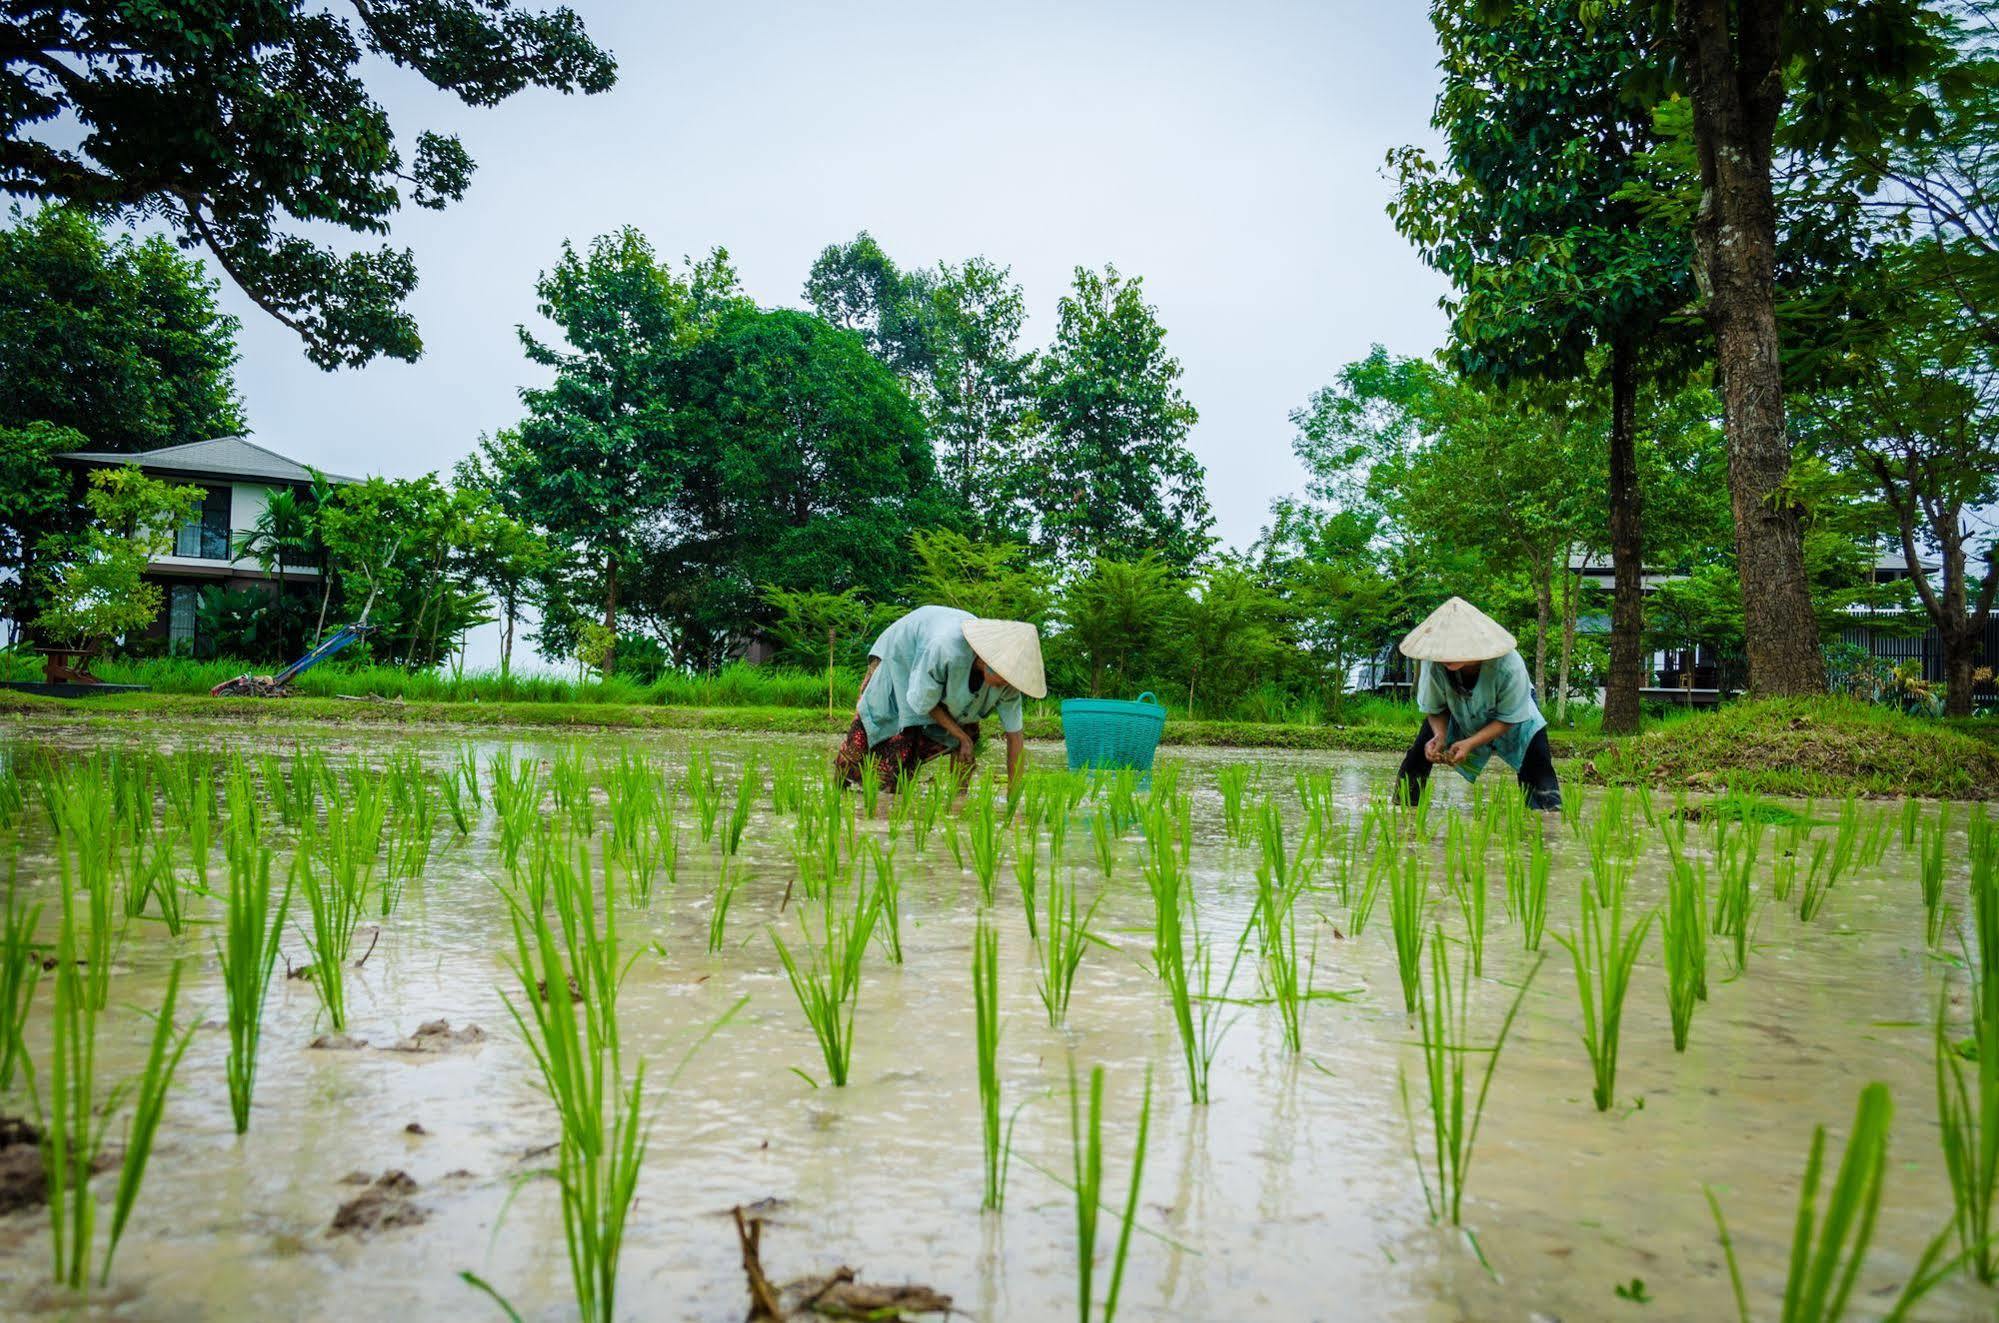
[58,436,357,485]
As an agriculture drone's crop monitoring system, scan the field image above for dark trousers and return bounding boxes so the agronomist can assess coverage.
[1396,722,1562,810]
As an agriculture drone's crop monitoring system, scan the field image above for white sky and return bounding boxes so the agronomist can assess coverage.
[207,0,1452,667]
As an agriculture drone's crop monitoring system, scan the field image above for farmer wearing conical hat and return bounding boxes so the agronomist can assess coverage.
[834,605,1046,796]
[1396,597,1562,811]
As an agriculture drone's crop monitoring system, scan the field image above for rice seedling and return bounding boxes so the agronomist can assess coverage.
[1917,806,1951,950]
[973,916,1010,1211]
[160,754,213,888]
[117,821,182,934]
[1712,818,1762,972]
[707,855,742,954]
[1348,844,1390,937]
[1560,780,1587,836]
[1660,836,1709,1053]
[1216,764,1253,843]
[1069,1060,1153,1323]
[1445,814,1489,976]
[1141,807,1242,1103]
[1014,826,1043,942]
[439,760,474,835]
[1090,809,1118,882]
[1798,799,1864,923]
[49,772,119,1011]
[1557,874,1653,1112]
[37,838,196,1290]
[218,835,291,1133]
[1519,832,1550,952]
[1707,1082,1953,1322]
[0,860,41,1091]
[868,841,903,964]
[1388,852,1429,1014]
[1936,821,1999,1283]
[1038,860,1100,1028]
[858,753,882,818]
[384,751,435,893]
[686,750,721,842]
[722,759,760,855]
[967,785,1006,906]
[1402,935,1543,1226]
[490,753,544,870]
[771,867,881,1087]
[295,845,366,1031]
[496,854,647,1323]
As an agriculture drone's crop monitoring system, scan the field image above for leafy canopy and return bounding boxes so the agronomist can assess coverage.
[1,0,615,367]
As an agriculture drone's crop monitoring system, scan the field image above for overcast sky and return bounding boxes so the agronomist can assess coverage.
[212,1,1452,665]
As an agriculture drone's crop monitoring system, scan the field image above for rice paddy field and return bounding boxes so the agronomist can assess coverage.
[0,721,1993,1322]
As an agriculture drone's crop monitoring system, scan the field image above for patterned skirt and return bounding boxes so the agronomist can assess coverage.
[832,717,981,789]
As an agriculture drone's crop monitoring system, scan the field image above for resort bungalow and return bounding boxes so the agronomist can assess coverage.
[56,437,353,655]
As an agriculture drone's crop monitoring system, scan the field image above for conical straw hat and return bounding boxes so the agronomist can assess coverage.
[962,618,1047,698]
[1398,597,1517,662]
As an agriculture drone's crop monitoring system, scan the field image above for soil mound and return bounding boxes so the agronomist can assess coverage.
[1586,698,1999,799]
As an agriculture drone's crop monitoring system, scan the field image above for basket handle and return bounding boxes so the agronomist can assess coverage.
[1136,691,1162,707]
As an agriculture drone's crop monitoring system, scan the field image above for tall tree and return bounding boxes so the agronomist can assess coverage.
[0,205,244,451]
[2,1,614,367]
[1803,270,1999,715]
[651,308,945,665]
[803,232,936,378]
[1390,0,1693,732]
[483,229,750,675]
[1029,265,1212,570]
[926,256,1036,537]
[1661,0,1948,695]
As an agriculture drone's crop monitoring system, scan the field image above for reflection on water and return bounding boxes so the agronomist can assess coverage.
[0,724,1989,1321]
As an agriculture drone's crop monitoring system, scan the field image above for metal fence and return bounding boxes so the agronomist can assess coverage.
[1836,611,1999,683]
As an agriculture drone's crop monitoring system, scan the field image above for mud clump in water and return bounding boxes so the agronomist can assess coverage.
[310,1033,368,1050]
[0,1116,42,1213]
[733,1206,951,1321]
[387,1019,485,1053]
[330,1170,425,1235]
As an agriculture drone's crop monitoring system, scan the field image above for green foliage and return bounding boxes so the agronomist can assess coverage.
[1057,554,1184,698]
[0,205,245,449]
[1029,265,1212,570]
[318,474,497,668]
[0,6,614,367]
[36,467,202,649]
[907,529,1053,621]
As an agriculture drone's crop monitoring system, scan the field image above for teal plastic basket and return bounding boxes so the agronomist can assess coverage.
[1060,692,1167,772]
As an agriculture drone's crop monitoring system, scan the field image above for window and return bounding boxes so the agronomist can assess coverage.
[168,585,199,652]
[174,486,231,559]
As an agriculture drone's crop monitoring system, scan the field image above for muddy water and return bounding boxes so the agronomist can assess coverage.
[0,724,1990,1322]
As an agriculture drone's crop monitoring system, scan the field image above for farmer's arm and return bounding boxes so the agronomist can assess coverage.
[1415,662,1450,760]
[929,702,976,763]
[999,692,1026,794]
[1448,718,1511,764]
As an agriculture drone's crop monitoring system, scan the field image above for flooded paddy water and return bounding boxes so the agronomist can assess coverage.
[0,720,1992,1322]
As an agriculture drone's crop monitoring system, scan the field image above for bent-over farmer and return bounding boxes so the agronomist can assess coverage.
[1394,596,1562,811]
[834,605,1046,797]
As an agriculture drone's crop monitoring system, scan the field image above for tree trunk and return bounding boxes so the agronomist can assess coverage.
[602,553,619,678]
[1944,632,1976,719]
[1678,0,1825,698]
[1532,559,1552,699]
[502,596,515,679]
[1604,334,1646,735]
[1558,554,1578,722]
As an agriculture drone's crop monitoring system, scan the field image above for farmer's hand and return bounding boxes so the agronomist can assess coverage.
[955,733,977,765]
[1447,740,1475,765]
[1424,735,1446,763]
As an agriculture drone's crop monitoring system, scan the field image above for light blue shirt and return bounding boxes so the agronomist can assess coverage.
[1414,652,1547,781]
[858,605,1025,749]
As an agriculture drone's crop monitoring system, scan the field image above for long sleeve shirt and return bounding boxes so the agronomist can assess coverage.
[856,605,1025,749]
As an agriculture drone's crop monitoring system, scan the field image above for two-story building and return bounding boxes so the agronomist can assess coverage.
[57,436,353,654]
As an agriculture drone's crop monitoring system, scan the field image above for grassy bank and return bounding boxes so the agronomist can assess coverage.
[1583,697,1999,799]
[1,687,1987,798]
